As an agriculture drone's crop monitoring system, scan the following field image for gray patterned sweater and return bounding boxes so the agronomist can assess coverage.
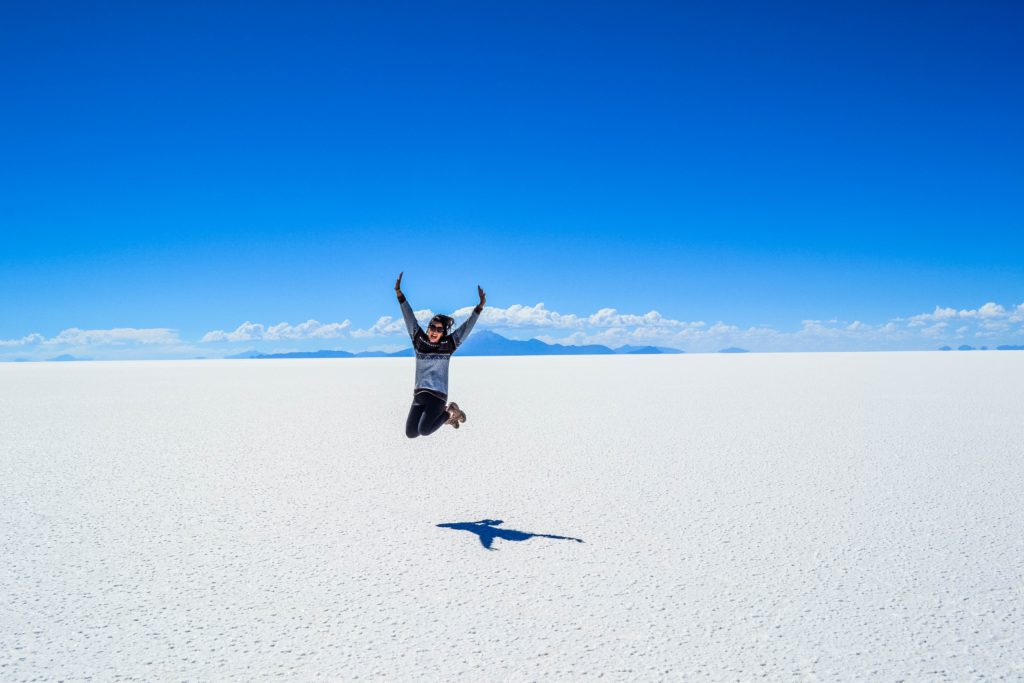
[400,298,480,399]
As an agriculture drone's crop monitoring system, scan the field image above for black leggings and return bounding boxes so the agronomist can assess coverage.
[405,392,449,438]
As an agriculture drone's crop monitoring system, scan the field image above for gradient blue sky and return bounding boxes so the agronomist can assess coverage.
[2,1,1022,357]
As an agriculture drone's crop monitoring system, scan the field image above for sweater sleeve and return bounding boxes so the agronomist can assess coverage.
[451,308,481,348]
[399,298,422,339]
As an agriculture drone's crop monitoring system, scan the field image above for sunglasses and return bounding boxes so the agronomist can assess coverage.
[428,324,446,333]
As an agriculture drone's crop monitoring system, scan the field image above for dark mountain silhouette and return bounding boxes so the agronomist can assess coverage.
[227,347,411,359]
[614,344,684,354]
[997,345,1024,351]
[250,349,355,359]
[718,347,749,353]
[225,349,260,359]
[457,330,615,356]
[225,331,683,359]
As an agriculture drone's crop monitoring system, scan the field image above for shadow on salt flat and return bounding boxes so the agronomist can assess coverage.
[437,519,585,550]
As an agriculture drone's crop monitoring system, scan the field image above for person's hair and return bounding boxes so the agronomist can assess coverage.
[429,314,455,335]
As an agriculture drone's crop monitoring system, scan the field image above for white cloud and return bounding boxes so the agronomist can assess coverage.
[909,303,1014,325]
[587,308,705,331]
[349,310,433,338]
[266,319,351,340]
[7,299,1024,359]
[920,322,950,338]
[959,302,1006,319]
[907,306,958,326]
[349,316,404,338]
[445,301,1024,351]
[201,319,351,343]
[535,331,588,346]
[447,303,713,336]
[450,303,583,329]
[201,322,263,343]
[706,321,741,335]
[179,300,1024,353]
[0,332,45,347]
[0,327,186,361]
[45,327,181,346]
[979,319,1010,332]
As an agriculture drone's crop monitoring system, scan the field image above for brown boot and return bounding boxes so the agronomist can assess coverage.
[447,402,467,425]
[444,404,461,429]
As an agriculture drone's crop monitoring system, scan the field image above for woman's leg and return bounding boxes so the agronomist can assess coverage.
[405,401,426,438]
[417,394,451,436]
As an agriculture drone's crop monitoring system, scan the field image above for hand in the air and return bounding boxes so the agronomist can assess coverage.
[395,272,404,296]
[477,285,486,308]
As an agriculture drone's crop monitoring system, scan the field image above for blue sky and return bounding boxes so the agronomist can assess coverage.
[2,1,1022,359]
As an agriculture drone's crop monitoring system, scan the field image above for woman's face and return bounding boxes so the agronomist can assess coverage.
[427,320,445,343]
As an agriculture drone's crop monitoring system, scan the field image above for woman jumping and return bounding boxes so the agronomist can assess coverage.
[395,272,485,438]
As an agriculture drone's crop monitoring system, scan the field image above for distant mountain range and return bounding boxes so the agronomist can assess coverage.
[8,339,1024,363]
[938,345,1023,351]
[227,349,358,359]
[228,331,685,359]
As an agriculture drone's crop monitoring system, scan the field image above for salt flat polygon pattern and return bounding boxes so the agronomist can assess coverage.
[1,354,1022,680]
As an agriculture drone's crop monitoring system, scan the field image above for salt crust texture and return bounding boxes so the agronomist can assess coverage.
[1,353,1022,681]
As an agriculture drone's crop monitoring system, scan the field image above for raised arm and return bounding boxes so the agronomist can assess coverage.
[395,272,421,339]
[452,285,486,347]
